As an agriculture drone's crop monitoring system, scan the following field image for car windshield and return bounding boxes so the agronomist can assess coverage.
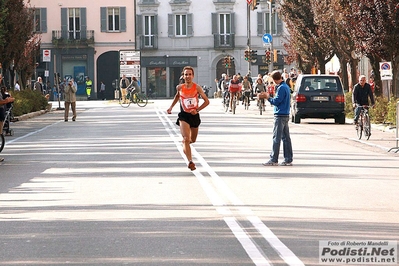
[302,78,340,92]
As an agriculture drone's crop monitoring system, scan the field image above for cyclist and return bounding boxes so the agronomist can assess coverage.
[352,75,375,125]
[241,76,251,106]
[167,66,210,171]
[228,75,241,112]
[254,78,266,111]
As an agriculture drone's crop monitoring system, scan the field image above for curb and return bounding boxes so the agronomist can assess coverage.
[14,110,48,122]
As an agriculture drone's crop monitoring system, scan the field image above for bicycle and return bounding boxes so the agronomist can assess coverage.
[258,98,265,115]
[243,91,251,110]
[223,91,230,112]
[355,105,371,140]
[119,88,148,108]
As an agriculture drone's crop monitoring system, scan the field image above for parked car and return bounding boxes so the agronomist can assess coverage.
[291,74,346,124]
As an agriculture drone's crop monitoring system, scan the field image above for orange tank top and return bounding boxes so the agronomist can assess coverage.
[180,83,199,112]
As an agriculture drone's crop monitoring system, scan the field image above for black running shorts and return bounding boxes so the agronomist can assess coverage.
[176,111,201,128]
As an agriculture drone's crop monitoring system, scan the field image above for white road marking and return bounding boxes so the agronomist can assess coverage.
[157,108,305,265]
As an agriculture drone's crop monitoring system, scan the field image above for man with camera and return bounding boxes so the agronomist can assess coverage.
[64,79,77,122]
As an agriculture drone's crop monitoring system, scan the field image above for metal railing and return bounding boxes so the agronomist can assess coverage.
[52,30,95,46]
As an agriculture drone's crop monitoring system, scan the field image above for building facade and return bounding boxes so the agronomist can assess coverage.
[30,0,287,99]
[137,0,287,97]
[30,0,136,100]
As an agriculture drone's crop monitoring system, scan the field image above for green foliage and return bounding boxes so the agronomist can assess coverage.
[370,97,389,124]
[345,91,398,125]
[344,92,354,117]
[11,89,48,117]
[386,97,398,126]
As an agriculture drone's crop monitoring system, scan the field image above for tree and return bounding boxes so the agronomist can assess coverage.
[0,0,40,89]
[278,0,335,74]
[344,0,399,97]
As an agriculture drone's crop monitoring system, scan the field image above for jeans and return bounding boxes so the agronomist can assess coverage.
[354,105,363,122]
[270,115,293,163]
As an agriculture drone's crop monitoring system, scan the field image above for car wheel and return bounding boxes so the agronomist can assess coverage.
[335,113,346,124]
[294,114,301,124]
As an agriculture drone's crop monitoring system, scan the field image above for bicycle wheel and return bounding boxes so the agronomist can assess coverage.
[232,96,236,114]
[224,95,229,112]
[259,99,263,115]
[363,113,371,140]
[0,134,5,153]
[244,96,249,110]
[356,116,363,140]
[119,93,131,108]
[135,93,148,107]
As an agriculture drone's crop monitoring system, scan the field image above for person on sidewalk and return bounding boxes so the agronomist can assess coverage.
[258,70,293,166]
[167,66,210,171]
[64,79,77,122]
[0,86,15,162]
[85,76,92,100]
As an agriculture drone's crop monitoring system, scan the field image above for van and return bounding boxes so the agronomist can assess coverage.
[291,74,346,124]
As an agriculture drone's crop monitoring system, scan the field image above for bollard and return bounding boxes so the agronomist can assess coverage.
[388,101,399,153]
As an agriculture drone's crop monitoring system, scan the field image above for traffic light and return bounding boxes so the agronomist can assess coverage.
[251,0,259,10]
[228,57,234,68]
[224,56,229,68]
[251,50,257,62]
[273,49,278,63]
[244,49,250,61]
[265,49,271,64]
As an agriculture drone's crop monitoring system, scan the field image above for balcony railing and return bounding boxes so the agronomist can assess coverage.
[139,34,158,50]
[214,33,235,49]
[52,30,95,47]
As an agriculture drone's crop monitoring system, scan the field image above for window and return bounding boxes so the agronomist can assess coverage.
[144,15,155,47]
[108,8,120,31]
[168,13,192,37]
[211,13,235,48]
[175,14,186,36]
[101,7,126,32]
[263,12,282,35]
[219,13,231,45]
[68,8,81,39]
[32,8,47,33]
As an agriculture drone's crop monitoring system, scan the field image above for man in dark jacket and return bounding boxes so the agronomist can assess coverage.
[352,75,375,124]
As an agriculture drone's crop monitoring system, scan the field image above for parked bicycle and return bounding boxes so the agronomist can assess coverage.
[119,88,148,108]
[355,105,371,140]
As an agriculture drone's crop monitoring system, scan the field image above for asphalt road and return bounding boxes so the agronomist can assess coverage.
[0,98,398,265]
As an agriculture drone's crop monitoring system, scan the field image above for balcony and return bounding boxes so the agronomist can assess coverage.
[52,30,95,47]
[139,34,158,50]
[214,33,235,49]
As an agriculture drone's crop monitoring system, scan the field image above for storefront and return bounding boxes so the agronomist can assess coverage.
[141,56,197,98]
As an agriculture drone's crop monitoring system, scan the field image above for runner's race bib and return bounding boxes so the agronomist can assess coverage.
[181,95,198,112]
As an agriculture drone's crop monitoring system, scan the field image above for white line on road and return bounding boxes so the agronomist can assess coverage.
[156,108,271,266]
[157,108,305,266]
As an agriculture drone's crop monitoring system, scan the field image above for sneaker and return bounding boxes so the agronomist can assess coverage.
[279,161,293,166]
[0,157,4,162]
[188,161,196,171]
[262,161,278,166]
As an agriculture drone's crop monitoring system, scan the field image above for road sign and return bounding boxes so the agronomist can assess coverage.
[380,61,392,80]
[262,33,272,44]
[119,50,141,78]
[43,50,51,62]
[246,0,252,4]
